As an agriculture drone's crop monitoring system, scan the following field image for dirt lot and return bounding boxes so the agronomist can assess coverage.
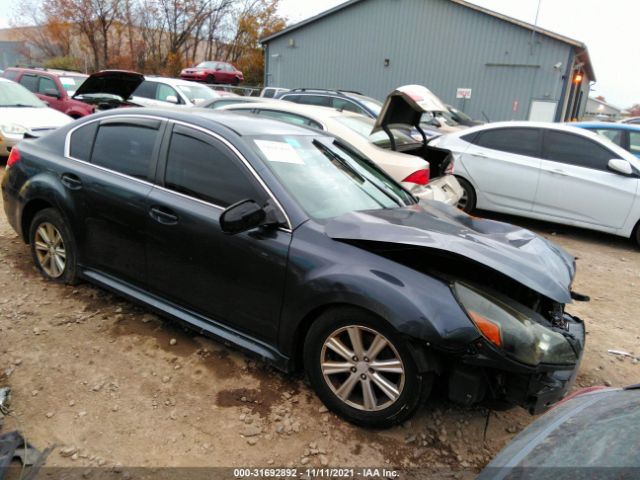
[1,171,639,475]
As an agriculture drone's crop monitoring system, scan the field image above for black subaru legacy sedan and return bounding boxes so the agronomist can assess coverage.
[2,108,585,427]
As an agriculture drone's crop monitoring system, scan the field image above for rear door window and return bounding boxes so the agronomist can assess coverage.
[475,128,541,157]
[19,74,39,92]
[91,120,161,179]
[164,126,267,207]
[542,130,618,170]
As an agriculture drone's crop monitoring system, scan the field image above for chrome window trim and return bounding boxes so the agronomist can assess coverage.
[63,113,293,231]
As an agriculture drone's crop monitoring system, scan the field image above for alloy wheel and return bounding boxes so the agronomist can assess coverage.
[34,222,66,278]
[320,325,405,411]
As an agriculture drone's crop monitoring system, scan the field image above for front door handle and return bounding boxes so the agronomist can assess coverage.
[149,206,179,225]
[549,168,568,176]
[61,173,83,190]
[470,151,488,158]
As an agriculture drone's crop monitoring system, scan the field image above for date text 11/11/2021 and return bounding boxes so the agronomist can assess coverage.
[233,468,400,478]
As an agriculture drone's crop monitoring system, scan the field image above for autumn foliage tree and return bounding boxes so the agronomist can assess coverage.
[11,0,286,84]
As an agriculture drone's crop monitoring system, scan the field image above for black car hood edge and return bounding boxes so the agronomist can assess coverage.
[72,70,145,101]
[325,202,576,304]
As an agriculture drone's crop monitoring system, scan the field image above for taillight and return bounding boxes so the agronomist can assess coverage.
[6,147,20,168]
[403,168,430,185]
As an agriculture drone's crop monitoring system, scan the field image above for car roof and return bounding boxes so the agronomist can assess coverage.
[92,107,322,137]
[6,67,87,77]
[576,121,640,131]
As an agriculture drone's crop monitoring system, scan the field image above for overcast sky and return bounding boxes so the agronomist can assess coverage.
[1,0,637,107]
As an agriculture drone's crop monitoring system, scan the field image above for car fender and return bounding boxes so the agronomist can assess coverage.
[278,226,479,359]
[16,169,83,243]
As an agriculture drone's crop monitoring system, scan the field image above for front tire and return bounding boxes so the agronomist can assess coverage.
[206,74,216,84]
[304,307,430,428]
[633,221,640,248]
[456,176,477,213]
[29,208,78,284]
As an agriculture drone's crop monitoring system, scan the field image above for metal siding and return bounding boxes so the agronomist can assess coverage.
[264,0,574,121]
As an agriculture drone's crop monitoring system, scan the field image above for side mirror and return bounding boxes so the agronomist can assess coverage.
[215,66,222,71]
[608,159,633,175]
[220,199,267,234]
[43,88,61,99]
[165,95,179,104]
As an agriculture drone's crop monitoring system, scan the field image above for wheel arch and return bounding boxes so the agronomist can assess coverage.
[21,198,55,243]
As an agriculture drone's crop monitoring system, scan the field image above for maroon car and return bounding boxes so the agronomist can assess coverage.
[2,67,92,118]
[179,61,244,85]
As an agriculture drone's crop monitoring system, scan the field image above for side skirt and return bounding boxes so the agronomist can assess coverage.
[80,268,293,372]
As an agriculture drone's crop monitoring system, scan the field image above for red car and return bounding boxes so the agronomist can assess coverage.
[2,67,92,118]
[179,61,244,85]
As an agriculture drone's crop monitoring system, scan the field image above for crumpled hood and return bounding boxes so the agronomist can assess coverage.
[325,202,576,304]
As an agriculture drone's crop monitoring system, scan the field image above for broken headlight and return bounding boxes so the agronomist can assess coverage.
[453,282,577,366]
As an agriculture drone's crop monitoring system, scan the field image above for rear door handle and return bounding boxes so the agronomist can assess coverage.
[149,206,179,225]
[470,151,488,158]
[61,173,83,190]
[549,168,568,176]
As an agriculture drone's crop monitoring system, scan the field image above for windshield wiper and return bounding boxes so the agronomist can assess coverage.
[313,139,366,183]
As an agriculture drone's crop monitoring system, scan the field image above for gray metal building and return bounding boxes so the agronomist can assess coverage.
[261,0,595,122]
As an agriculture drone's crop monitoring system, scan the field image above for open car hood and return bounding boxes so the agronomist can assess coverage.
[325,202,576,304]
[72,70,145,101]
[372,84,448,135]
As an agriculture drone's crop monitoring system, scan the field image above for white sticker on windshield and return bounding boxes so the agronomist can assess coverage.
[59,77,76,85]
[254,140,304,164]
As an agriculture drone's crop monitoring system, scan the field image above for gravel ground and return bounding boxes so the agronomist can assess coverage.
[1,171,639,476]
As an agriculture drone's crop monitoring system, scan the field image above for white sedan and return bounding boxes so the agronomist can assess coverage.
[0,78,72,157]
[431,121,640,244]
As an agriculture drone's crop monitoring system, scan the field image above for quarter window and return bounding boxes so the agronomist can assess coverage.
[69,122,98,161]
[475,128,541,157]
[542,130,617,170]
[19,74,38,92]
[91,123,159,179]
[165,129,266,207]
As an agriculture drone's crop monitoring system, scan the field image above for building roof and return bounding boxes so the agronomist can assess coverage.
[261,0,595,81]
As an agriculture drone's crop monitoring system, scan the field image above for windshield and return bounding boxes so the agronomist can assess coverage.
[249,134,414,220]
[58,75,87,94]
[0,81,45,108]
[333,115,419,149]
[177,84,218,103]
[351,94,383,117]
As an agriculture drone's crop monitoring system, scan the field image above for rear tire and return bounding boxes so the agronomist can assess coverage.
[304,307,431,428]
[633,221,640,248]
[456,176,477,213]
[29,208,78,284]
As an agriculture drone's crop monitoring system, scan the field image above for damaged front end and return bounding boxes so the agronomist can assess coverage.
[325,202,587,413]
